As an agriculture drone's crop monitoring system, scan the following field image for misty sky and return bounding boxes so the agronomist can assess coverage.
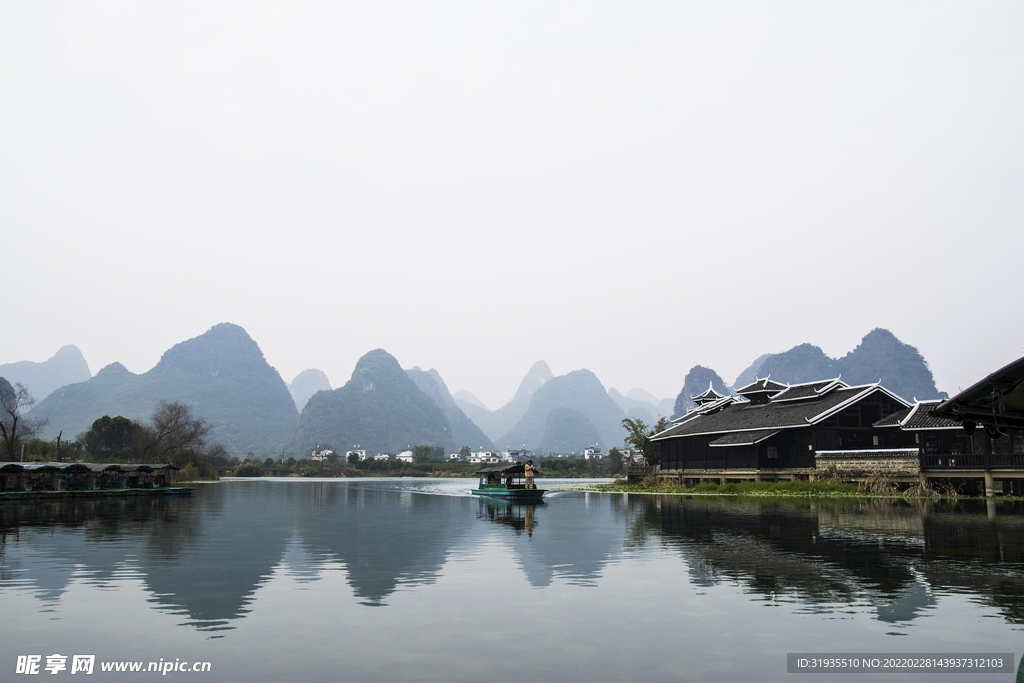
[3,2,1022,410]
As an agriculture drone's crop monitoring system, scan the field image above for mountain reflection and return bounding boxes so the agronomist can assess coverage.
[4,484,1024,634]
[628,496,1024,624]
[481,492,633,587]
[294,484,474,606]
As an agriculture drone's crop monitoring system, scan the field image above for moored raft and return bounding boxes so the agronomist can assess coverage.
[0,462,191,501]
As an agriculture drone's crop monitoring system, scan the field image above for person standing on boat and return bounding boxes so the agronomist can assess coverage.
[524,460,536,489]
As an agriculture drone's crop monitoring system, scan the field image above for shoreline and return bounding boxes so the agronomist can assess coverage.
[573,481,1020,500]
[169,477,1021,501]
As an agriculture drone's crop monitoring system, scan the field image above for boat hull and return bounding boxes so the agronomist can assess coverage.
[471,488,546,501]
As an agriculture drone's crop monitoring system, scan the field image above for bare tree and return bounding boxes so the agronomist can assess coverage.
[135,401,212,463]
[0,380,48,460]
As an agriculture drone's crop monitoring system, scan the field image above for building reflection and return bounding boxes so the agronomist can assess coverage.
[629,495,1024,624]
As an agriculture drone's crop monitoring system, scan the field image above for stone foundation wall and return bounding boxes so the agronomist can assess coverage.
[815,449,921,476]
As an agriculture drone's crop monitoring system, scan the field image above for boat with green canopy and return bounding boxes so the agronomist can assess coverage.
[471,463,546,501]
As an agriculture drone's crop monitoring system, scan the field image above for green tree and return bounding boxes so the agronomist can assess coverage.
[83,415,137,461]
[412,444,436,463]
[608,447,624,475]
[621,416,669,466]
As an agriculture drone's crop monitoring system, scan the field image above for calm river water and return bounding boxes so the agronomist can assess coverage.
[2,479,1024,682]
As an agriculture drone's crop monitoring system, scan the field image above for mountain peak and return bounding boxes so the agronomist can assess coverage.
[528,360,553,379]
[296,349,455,454]
[453,390,490,411]
[95,362,132,379]
[510,361,553,404]
[0,344,93,401]
[835,329,941,400]
[289,369,332,411]
[626,387,662,404]
[673,366,730,418]
[859,327,900,347]
[53,344,89,365]
[405,367,494,450]
[499,368,626,451]
[157,323,266,374]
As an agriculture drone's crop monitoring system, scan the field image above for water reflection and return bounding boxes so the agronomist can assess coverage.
[3,483,1024,633]
[628,495,1024,625]
[476,499,542,537]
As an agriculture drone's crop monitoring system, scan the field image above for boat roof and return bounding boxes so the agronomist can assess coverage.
[476,463,534,475]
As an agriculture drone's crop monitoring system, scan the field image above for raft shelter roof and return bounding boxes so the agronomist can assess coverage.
[86,463,124,472]
[0,462,179,473]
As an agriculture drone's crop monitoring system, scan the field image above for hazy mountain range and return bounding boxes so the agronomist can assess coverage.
[28,324,298,456]
[294,349,453,455]
[405,366,493,450]
[673,328,945,418]
[609,388,674,424]
[731,329,944,401]
[0,345,91,403]
[4,324,944,458]
[454,361,553,441]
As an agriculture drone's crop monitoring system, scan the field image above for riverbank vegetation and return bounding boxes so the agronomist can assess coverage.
[224,453,620,480]
[594,474,993,498]
[596,479,861,496]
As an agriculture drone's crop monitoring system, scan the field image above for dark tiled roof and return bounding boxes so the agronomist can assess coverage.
[670,395,738,424]
[875,401,962,430]
[735,378,788,395]
[708,429,780,447]
[874,406,912,427]
[653,385,893,441]
[768,380,845,402]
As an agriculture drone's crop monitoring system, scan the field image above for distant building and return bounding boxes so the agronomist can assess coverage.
[620,449,642,464]
[502,448,534,462]
[469,450,501,464]
[310,447,335,462]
